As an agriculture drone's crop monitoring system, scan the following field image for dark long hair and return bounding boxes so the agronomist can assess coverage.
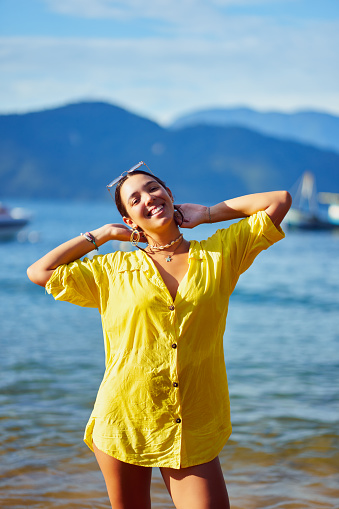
[114,170,183,226]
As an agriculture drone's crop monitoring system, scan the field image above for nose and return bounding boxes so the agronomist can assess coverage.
[144,192,154,206]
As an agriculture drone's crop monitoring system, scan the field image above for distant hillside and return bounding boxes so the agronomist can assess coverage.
[170,107,339,153]
[1,101,339,203]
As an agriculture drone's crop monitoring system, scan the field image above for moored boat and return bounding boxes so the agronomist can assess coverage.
[284,172,339,230]
[0,203,31,240]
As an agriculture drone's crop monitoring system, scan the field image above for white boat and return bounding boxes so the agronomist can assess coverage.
[284,172,339,230]
[0,203,31,240]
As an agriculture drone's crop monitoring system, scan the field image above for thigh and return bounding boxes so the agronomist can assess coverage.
[93,442,152,509]
[160,456,230,509]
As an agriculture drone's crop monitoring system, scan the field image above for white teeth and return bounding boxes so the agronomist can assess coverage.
[149,205,163,216]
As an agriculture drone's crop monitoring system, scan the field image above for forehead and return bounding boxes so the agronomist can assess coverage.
[120,173,161,201]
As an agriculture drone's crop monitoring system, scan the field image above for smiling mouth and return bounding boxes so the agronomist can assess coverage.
[148,204,164,217]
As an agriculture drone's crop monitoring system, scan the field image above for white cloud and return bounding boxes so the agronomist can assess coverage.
[42,0,301,37]
[0,15,338,122]
[44,0,215,24]
[43,0,300,20]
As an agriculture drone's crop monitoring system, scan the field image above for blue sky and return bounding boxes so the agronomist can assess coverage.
[1,0,338,124]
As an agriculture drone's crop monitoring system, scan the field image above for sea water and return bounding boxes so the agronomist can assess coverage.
[0,199,338,509]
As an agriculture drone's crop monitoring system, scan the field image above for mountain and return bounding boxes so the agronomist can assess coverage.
[1,101,339,203]
[170,107,339,153]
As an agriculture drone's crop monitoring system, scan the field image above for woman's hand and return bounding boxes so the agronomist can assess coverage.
[106,223,132,242]
[175,204,209,229]
[106,224,147,243]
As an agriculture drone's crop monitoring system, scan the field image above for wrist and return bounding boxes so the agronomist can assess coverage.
[90,225,112,246]
[206,206,212,224]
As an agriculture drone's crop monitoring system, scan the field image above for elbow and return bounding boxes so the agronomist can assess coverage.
[282,190,292,212]
[266,191,292,226]
[27,264,50,287]
[276,190,292,225]
[27,264,40,286]
[27,264,35,283]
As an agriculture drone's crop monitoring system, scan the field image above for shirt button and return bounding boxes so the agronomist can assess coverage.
[173,382,179,387]
[171,343,177,349]
[168,305,175,310]
[176,418,182,424]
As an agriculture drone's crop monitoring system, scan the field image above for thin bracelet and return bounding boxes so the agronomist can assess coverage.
[81,232,99,251]
[208,207,212,223]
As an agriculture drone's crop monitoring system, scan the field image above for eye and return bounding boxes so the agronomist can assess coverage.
[131,197,140,206]
[150,186,159,192]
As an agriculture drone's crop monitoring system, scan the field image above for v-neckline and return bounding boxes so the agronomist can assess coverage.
[141,241,192,303]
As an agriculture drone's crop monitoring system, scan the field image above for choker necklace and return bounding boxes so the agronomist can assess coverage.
[146,235,183,262]
[147,233,183,250]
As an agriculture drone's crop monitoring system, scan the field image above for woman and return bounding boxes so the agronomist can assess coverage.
[27,162,291,509]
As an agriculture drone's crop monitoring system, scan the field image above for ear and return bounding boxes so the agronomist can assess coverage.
[123,216,138,229]
[166,187,174,202]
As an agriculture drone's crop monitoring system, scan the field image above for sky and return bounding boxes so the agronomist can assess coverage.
[0,0,338,124]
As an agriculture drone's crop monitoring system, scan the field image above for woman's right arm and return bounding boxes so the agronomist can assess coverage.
[27,224,132,287]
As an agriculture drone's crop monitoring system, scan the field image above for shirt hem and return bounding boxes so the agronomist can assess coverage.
[84,420,232,469]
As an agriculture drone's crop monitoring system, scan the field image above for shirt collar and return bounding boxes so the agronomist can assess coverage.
[118,240,206,273]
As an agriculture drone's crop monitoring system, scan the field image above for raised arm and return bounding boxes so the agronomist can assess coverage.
[27,223,132,287]
[211,190,292,226]
[178,190,292,229]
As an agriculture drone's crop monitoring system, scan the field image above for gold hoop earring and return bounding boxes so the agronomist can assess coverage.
[130,229,141,246]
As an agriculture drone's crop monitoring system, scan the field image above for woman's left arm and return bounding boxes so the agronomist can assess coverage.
[178,190,292,228]
[212,190,292,226]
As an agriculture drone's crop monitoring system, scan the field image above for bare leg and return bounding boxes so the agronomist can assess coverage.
[93,442,152,509]
[160,456,230,509]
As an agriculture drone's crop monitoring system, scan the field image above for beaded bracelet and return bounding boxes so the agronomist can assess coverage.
[81,231,99,251]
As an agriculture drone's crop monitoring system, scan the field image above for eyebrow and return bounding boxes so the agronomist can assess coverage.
[127,180,158,204]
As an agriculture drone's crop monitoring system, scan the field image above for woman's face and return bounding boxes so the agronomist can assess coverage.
[120,173,175,233]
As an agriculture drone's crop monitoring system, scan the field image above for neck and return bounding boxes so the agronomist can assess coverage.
[144,224,181,248]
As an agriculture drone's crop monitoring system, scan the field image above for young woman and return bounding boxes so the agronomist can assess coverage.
[27,162,291,509]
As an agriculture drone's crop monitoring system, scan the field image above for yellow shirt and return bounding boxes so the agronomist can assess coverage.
[46,211,284,469]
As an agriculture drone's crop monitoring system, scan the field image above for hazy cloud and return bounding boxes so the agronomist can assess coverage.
[42,0,299,34]
[1,13,338,122]
[1,0,338,121]
[44,0,216,24]
[44,0,299,19]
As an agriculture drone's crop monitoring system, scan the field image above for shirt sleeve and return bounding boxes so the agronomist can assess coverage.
[221,210,285,290]
[45,254,109,309]
[225,211,285,275]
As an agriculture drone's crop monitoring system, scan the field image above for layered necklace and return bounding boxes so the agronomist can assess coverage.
[146,233,183,262]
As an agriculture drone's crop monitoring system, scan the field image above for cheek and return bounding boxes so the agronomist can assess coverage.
[125,206,144,227]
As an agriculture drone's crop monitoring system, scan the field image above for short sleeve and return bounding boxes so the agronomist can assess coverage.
[45,254,109,309]
[225,210,285,277]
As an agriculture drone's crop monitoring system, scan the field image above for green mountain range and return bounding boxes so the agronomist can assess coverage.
[1,101,338,203]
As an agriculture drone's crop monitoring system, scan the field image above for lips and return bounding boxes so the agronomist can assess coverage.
[148,204,164,217]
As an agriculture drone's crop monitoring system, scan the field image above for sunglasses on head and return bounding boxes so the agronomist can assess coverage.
[106,161,153,195]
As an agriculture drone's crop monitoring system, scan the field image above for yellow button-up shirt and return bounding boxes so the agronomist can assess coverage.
[46,211,284,468]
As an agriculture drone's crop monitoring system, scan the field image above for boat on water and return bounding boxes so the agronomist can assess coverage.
[284,172,339,230]
[0,203,31,240]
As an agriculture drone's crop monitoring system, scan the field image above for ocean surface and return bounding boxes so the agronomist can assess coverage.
[1,199,338,509]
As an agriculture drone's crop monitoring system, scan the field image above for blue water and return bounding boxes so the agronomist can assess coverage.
[1,199,338,508]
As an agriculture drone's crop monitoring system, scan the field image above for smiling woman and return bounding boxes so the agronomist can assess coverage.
[27,161,291,509]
